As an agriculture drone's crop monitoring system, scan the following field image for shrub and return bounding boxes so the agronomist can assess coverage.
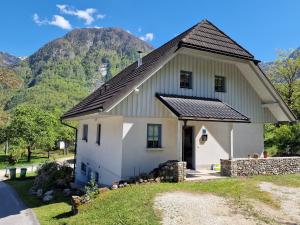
[33,161,73,191]
[82,179,99,202]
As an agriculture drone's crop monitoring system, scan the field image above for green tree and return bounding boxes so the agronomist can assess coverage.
[268,50,300,115]
[7,105,58,162]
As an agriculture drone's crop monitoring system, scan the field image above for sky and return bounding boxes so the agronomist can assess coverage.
[0,0,300,62]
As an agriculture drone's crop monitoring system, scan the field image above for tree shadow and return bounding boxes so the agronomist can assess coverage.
[53,211,74,219]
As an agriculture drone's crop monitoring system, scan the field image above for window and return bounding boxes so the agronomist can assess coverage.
[82,124,88,142]
[81,162,86,175]
[215,76,226,92]
[96,124,101,145]
[180,71,192,89]
[95,172,99,183]
[147,124,162,148]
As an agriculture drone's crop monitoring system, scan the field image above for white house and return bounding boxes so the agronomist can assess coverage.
[62,20,296,186]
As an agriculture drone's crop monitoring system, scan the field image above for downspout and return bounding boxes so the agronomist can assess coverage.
[60,119,78,182]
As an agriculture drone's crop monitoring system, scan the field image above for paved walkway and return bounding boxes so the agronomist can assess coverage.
[0,181,40,225]
[186,169,225,181]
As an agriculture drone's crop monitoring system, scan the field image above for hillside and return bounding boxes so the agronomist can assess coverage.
[0,51,21,67]
[2,28,153,113]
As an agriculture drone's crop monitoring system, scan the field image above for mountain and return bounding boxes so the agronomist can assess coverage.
[2,28,153,114]
[0,52,21,67]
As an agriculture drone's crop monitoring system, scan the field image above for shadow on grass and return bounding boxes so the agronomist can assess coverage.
[53,211,74,219]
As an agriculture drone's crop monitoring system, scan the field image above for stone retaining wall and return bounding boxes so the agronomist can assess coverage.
[221,157,300,176]
[150,160,187,182]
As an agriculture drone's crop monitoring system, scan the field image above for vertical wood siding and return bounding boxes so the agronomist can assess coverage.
[110,54,276,123]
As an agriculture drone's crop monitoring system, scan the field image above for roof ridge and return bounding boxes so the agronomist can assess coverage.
[203,20,254,58]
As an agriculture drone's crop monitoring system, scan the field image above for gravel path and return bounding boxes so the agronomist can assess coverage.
[154,191,262,225]
[259,182,300,224]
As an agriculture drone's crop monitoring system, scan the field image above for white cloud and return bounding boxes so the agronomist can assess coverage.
[57,4,100,25]
[140,33,154,42]
[33,13,72,30]
[138,27,142,32]
[126,30,131,34]
[50,15,72,30]
[96,14,106,19]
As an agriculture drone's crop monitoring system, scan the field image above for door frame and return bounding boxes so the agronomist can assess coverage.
[182,125,195,170]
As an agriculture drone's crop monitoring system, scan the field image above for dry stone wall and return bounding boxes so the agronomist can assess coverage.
[221,157,300,176]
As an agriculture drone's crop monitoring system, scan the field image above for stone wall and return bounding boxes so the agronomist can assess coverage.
[150,160,187,182]
[221,157,300,177]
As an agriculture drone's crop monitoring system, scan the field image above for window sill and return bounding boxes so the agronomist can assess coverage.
[146,147,164,151]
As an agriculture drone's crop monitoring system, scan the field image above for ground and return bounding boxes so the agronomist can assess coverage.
[5,174,300,225]
[0,149,74,169]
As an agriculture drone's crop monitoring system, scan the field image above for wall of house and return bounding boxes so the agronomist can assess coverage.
[185,121,231,170]
[110,53,276,123]
[121,117,179,179]
[75,116,123,186]
[233,123,264,158]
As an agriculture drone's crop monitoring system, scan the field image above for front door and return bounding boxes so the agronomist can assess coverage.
[183,126,194,169]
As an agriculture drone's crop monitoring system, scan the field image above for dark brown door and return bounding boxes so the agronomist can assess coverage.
[183,126,194,169]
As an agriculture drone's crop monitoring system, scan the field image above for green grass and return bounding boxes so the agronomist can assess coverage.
[6,173,300,225]
[0,149,74,169]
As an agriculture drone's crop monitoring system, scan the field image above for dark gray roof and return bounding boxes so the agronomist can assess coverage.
[156,94,250,122]
[62,20,255,119]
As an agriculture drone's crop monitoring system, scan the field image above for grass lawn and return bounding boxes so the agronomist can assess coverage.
[6,173,300,225]
[0,149,74,169]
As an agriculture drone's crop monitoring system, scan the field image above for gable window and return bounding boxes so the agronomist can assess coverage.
[215,76,226,92]
[82,124,88,142]
[180,71,192,89]
[81,162,86,175]
[96,124,101,145]
[147,124,162,148]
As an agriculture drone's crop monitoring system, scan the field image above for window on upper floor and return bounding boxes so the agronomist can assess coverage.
[180,71,192,89]
[215,75,226,92]
[147,124,162,148]
[96,124,101,145]
[82,124,88,142]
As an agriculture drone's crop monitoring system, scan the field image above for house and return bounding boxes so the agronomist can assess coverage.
[61,20,297,186]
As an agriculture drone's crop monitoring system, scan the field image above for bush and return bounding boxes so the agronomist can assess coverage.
[33,161,73,191]
[82,179,99,202]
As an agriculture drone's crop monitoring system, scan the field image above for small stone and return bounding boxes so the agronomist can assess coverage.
[44,190,54,196]
[36,189,43,198]
[143,179,148,183]
[139,178,143,183]
[99,187,109,193]
[155,177,161,183]
[118,184,124,188]
[123,182,129,187]
[111,184,118,190]
[148,178,154,182]
[43,194,53,202]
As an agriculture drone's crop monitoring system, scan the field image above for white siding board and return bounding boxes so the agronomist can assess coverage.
[110,54,276,123]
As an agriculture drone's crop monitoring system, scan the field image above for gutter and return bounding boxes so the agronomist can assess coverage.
[60,119,78,182]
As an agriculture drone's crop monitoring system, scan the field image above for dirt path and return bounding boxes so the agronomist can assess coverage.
[257,182,300,225]
[154,191,264,225]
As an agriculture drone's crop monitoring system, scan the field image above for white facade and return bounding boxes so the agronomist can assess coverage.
[74,51,285,186]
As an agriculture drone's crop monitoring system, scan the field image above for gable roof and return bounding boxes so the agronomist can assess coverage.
[62,19,257,119]
[156,94,250,122]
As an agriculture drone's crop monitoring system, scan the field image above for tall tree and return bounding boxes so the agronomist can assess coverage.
[7,105,58,162]
[268,51,300,115]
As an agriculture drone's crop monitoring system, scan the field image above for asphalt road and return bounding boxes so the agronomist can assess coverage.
[0,181,39,225]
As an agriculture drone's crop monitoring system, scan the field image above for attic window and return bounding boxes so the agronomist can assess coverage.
[215,76,226,92]
[180,71,192,89]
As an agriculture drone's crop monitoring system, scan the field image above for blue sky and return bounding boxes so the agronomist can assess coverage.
[0,0,299,62]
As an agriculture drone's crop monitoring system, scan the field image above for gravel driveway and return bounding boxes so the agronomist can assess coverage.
[154,191,263,225]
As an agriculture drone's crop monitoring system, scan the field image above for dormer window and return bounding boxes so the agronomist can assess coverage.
[180,71,192,89]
